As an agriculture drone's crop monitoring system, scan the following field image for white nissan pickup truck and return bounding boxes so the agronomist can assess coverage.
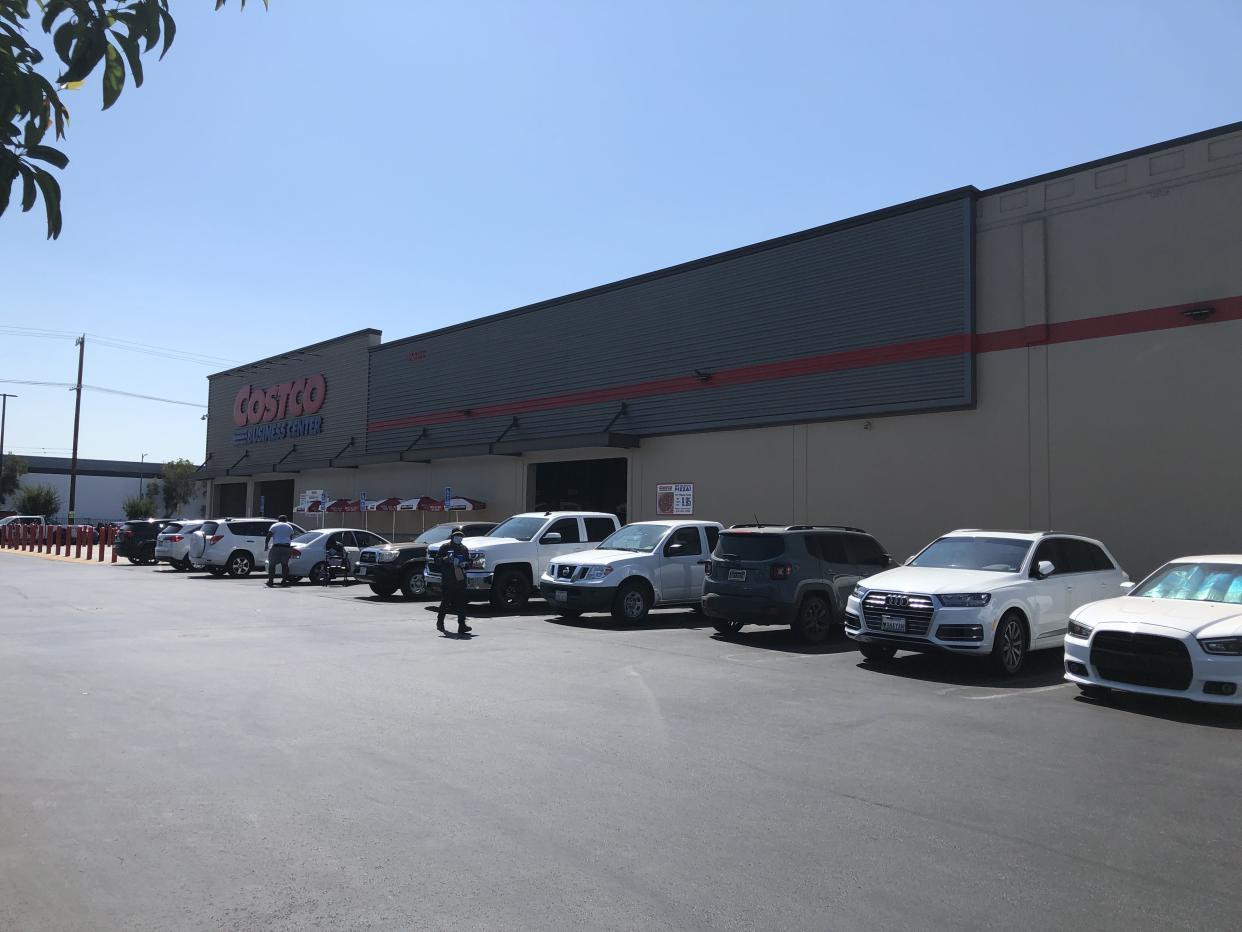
[424,511,620,612]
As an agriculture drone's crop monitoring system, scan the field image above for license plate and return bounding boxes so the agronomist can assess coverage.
[728,569,747,581]
[555,590,568,602]
[880,615,907,633]
[355,566,368,576]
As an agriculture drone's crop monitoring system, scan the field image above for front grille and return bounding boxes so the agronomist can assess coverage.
[1090,632,1193,691]
[862,592,935,637]
[359,552,377,564]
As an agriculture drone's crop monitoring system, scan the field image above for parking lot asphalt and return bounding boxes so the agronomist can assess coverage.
[2,556,1240,931]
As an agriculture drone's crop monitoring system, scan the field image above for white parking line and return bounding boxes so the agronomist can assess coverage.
[954,683,1073,700]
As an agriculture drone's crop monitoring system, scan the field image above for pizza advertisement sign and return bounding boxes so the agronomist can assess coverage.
[656,483,694,516]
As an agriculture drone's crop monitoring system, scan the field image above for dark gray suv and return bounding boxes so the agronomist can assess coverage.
[702,525,895,643]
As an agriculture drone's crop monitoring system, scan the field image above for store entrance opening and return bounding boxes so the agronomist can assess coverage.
[529,458,628,522]
[255,479,294,518]
[214,482,247,517]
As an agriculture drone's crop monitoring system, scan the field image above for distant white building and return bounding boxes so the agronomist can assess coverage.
[4,456,206,524]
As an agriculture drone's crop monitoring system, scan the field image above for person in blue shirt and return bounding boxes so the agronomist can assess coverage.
[435,527,472,636]
[265,515,296,587]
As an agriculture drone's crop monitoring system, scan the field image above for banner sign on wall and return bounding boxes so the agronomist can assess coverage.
[656,482,694,516]
[231,374,327,444]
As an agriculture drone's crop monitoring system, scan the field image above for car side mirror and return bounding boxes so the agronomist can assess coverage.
[667,543,685,555]
[1036,560,1055,578]
[1120,581,1135,591]
[541,532,562,544]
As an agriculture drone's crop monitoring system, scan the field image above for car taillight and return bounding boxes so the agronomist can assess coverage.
[290,550,301,559]
[770,564,794,580]
[208,535,223,545]
[167,535,183,543]
[704,560,712,576]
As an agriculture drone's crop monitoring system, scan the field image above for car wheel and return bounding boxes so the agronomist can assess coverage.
[612,580,651,623]
[793,594,832,643]
[490,569,530,613]
[990,612,1028,675]
[309,562,328,585]
[370,583,399,598]
[207,566,227,577]
[400,568,428,600]
[227,552,254,578]
[127,556,142,565]
[858,643,897,663]
[557,609,583,619]
[713,621,744,636]
[1077,684,1110,699]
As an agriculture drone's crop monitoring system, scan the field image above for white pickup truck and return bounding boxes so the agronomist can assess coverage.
[424,511,621,612]
[538,520,723,623]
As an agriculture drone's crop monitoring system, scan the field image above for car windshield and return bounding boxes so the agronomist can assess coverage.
[909,536,1031,572]
[292,532,322,545]
[1132,563,1242,604]
[714,533,785,561]
[415,526,454,545]
[600,524,668,552]
[485,516,545,542]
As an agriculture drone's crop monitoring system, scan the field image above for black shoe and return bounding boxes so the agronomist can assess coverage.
[436,619,445,632]
[266,581,274,588]
[458,623,472,634]
[280,581,291,587]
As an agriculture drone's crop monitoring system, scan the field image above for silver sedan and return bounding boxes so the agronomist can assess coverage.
[287,528,391,584]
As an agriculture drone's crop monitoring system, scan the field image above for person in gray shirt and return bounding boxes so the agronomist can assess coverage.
[265,515,296,587]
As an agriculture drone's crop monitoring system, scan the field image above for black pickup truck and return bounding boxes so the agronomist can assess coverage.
[353,521,495,599]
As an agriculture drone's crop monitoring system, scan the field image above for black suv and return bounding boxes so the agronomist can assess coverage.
[702,525,895,643]
[114,518,175,565]
[354,521,495,599]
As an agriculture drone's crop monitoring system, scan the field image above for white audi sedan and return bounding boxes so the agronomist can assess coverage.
[1064,555,1242,705]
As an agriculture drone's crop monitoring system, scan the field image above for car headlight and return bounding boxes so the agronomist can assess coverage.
[938,593,992,608]
[1199,636,1242,655]
[469,552,486,570]
[852,584,868,600]
[1067,619,1093,639]
[584,566,613,580]
[376,549,401,563]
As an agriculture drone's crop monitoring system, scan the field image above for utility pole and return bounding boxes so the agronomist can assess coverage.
[0,393,16,507]
[138,452,148,495]
[67,335,85,525]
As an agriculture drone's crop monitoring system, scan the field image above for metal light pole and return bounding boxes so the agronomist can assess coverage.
[67,335,85,525]
[138,452,148,494]
[0,393,16,507]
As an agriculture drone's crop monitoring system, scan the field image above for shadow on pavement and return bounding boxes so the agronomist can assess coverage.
[545,609,712,632]
[709,627,859,655]
[1072,690,1242,730]
[854,646,1067,689]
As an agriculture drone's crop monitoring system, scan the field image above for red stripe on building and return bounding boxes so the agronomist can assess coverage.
[367,295,1241,433]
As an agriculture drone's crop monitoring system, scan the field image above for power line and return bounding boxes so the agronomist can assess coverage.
[0,379,206,408]
[0,326,241,367]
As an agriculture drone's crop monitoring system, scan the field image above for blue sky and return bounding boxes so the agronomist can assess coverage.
[1,0,1239,463]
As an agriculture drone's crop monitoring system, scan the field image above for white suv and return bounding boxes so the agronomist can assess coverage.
[845,530,1128,675]
[425,511,620,612]
[189,517,305,578]
[154,520,206,571]
[538,520,723,623]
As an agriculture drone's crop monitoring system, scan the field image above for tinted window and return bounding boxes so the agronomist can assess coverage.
[705,526,720,553]
[713,533,785,561]
[201,522,219,535]
[815,534,849,563]
[163,523,183,534]
[845,534,888,568]
[584,518,616,542]
[544,518,580,544]
[912,536,1031,573]
[1085,542,1114,571]
[1030,539,1067,576]
[415,525,454,545]
[358,532,387,547]
[324,532,348,549]
[465,523,495,537]
[488,516,546,541]
[665,527,702,556]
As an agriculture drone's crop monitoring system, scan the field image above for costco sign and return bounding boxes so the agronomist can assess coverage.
[231,374,327,444]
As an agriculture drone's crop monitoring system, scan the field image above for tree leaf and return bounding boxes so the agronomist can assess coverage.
[102,42,125,110]
[158,5,176,60]
[0,162,16,216]
[142,0,162,52]
[27,145,70,170]
[117,32,143,88]
[31,167,64,240]
[53,21,75,65]
[19,164,36,212]
[59,29,107,85]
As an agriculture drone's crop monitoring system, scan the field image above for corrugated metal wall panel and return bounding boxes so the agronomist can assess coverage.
[204,331,376,473]
[363,193,973,453]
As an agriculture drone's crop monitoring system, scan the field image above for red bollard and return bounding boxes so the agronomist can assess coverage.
[110,525,118,564]
[97,528,104,563]
[85,527,93,561]
[74,527,82,559]
[42,525,49,553]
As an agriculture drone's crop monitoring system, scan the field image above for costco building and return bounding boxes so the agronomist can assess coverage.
[198,122,1242,576]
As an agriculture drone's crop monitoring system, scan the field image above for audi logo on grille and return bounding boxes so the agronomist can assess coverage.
[885,594,910,608]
